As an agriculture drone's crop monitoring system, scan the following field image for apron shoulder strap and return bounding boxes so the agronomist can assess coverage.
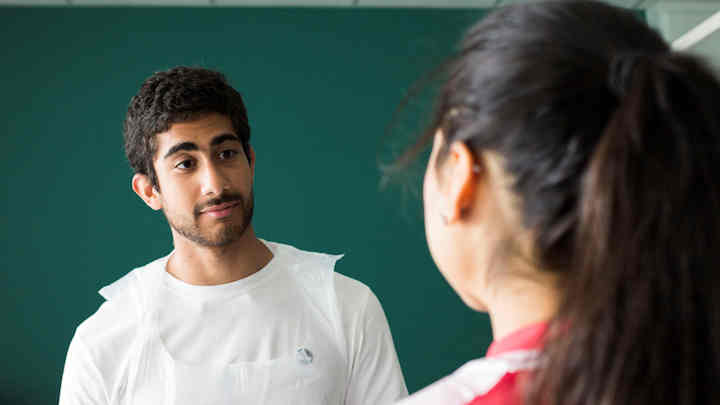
[105,258,170,405]
[266,241,348,361]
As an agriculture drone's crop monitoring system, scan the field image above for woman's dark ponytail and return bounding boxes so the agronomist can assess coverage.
[530,51,720,405]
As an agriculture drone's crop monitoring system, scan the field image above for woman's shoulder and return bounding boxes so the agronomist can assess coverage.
[464,369,529,405]
[396,352,537,405]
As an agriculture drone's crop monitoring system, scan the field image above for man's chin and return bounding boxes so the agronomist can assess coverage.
[189,235,237,248]
[169,211,252,248]
[205,224,249,246]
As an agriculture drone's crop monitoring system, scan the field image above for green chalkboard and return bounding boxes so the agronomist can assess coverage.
[0,6,492,404]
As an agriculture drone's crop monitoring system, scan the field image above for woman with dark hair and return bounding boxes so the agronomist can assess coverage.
[395,1,720,404]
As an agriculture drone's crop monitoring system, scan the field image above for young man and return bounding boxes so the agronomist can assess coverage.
[59,66,407,405]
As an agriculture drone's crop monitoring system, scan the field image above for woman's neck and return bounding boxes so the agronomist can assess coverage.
[486,274,559,341]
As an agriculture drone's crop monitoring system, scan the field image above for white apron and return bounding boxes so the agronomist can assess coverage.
[102,242,349,405]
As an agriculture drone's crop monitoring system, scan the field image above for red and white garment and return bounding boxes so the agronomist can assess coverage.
[396,322,547,405]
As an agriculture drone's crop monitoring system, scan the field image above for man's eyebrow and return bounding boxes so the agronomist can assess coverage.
[211,133,241,147]
[162,134,240,160]
[163,142,198,160]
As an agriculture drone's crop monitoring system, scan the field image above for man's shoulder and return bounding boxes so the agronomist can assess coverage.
[67,287,141,394]
[268,239,370,301]
[63,258,162,403]
[333,272,373,306]
[333,272,391,333]
[73,255,166,360]
[74,274,142,352]
[75,298,139,349]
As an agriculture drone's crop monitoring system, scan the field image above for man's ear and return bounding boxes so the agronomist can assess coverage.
[444,141,481,223]
[132,174,162,211]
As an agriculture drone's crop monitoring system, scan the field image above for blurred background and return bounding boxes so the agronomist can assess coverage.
[1,0,718,403]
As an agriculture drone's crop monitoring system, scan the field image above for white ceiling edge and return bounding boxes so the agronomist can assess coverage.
[647,1,720,42]
[0,0,715,8]
[69,0,211,4]
[214,0,350,5]
[673,9,720,49]
[0,0,66,3]
[0,0,487,5]
[68,0,350,5]
[355,0,495,7]
[648,0,720,12]
[0,0,672,6]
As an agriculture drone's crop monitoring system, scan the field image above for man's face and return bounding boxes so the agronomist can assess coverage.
[151,113,254,247]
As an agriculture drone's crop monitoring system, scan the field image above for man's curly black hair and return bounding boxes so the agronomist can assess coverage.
[123,66,251,190]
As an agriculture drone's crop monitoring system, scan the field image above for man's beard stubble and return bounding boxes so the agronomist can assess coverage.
[164,190,254,248]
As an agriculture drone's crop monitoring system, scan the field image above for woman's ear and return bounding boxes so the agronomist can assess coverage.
[132,174,163,211]
[444,141,481,223]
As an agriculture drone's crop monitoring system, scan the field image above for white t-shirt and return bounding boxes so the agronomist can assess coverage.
[59,240,407,405]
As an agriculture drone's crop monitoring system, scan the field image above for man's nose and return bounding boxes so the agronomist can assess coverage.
[200,163,229,196]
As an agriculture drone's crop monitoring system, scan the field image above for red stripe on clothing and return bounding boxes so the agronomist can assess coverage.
[464,322,547,405]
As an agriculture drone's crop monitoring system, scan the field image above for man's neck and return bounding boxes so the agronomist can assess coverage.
[166,226,274,286]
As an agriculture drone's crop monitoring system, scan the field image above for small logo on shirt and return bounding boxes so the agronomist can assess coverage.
[296,347,314,365]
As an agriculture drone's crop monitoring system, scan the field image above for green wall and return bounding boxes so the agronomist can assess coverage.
[0,6,492,404]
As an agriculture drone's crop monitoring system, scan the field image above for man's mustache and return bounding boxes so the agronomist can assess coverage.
[194,193,244,216]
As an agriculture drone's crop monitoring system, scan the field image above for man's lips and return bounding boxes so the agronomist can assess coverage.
[200,201,240,212]
[200,201,240,217]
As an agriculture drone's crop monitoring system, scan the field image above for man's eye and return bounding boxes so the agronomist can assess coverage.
[219,150,238,160]
[175,159,195,169]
